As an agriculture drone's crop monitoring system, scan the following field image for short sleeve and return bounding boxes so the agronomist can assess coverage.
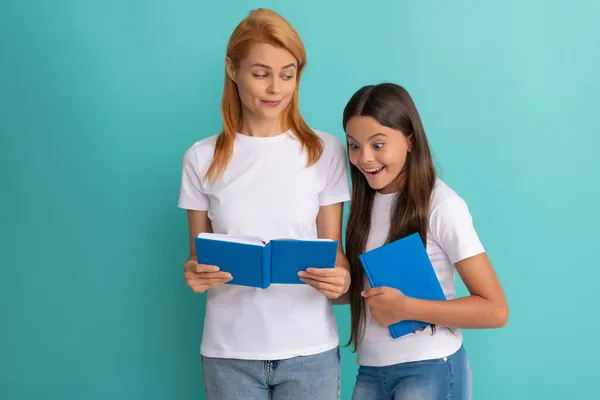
[430,197,485,264]
[178,146,209,210]
[319,137,351,206]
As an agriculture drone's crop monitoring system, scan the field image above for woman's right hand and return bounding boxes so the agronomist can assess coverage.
[183,259,233,293]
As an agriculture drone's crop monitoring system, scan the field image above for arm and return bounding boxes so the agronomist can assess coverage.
[183,210,232,292]
[364,196,509,329]
[186,210,212,260]
[298,202,351,299]
[403,253,508,328]
[318,203,351,305]
[317,202,350,274]
[365,253,508,328]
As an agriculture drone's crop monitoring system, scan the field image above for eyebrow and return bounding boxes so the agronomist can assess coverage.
[251,62,297,70]
[346,132,387,141]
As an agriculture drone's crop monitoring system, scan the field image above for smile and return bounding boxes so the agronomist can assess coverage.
[363,166,385,175]
[262,100,281,107]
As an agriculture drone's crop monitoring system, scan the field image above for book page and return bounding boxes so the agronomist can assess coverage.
[272,237,334,242]
[196,232,266,246]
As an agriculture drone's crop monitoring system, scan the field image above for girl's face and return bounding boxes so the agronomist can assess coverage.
[346,116,412,194]
[227,43,298,124]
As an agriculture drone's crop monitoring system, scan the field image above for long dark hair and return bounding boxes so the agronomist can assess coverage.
[343,83,437,351]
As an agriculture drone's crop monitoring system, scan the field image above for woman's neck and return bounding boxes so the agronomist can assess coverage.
[239,114,287,138]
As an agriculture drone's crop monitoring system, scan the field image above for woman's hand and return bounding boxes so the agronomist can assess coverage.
[183,259,233,293]
[298,267,350,299]
[362,287,410,327]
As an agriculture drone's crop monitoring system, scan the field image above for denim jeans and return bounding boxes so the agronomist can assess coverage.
[201,346,340,400]
[352,345,471,400]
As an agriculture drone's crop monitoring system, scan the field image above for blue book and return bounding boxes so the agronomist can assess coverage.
[358,232,447,339]
[194,233,338,288]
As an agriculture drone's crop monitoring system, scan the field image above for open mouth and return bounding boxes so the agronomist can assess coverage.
[363,166,385,176]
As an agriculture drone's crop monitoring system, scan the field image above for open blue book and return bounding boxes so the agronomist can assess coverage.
[194,233,338,288]
[359,232,447,339]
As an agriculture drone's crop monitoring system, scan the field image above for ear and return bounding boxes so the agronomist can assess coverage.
[407,134,413,152]
[225,57,236,82]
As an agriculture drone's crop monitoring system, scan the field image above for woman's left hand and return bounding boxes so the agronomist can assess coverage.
[299,267,350,299]
[362,287,411,327]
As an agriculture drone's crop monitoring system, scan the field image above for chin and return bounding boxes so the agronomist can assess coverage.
[363,175,395,193]
[254,110,281,121]
[362,175,384,191]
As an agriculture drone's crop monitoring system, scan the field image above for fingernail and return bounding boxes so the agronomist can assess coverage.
[298,271,305,277]
[306,268,314,273]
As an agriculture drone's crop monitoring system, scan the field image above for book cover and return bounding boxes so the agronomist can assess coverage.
[194,233,337,288]
[358,232,447,338]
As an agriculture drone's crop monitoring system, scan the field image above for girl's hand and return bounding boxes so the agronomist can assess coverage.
[298,267,350,299]
[183,259,233,293]
[362,287,411,327]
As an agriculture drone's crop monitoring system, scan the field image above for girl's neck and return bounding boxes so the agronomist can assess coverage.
[377,174,406,195]
[239,113,287,138]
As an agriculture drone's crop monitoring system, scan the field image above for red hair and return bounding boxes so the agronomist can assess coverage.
[205,8,323,181]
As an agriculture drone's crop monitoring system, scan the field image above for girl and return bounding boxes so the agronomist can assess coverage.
[343,83,509,400]
[178,9,351,400]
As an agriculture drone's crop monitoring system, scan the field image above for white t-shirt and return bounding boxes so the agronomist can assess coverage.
[357,179,485,367]
[178,129,351,360]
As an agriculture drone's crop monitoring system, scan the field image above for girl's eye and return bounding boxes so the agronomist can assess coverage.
[282,75,295,80]
[348,143,359,150]
[253,73,268,79]
[373,143,384,149]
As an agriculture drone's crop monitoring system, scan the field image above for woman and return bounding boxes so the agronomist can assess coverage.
[178,8,351,400]
[342,83,509,399]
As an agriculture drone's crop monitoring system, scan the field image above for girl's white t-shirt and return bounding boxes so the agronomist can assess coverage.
[357,179,485,367]
[178,129,351,360]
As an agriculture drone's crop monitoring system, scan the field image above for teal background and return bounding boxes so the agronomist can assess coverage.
[2,0,599,399]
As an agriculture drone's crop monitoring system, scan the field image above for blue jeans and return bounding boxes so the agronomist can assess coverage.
[352,345,471,400]
[201,346,340,400]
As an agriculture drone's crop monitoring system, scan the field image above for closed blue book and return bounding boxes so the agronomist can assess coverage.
[194,233,338,288]
[358,232,447,339]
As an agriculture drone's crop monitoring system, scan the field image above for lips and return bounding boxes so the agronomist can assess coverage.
[363,166,385,176]
[262,100,281,108]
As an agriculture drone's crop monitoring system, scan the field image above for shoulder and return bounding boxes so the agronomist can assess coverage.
[310,129,347,160]
[312,129,345,147]
[429,179,466,212]
[428,178,475,226]
[427,178,485,261]
[182,134,219,167]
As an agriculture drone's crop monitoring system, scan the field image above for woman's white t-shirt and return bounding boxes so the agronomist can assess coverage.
[357,179,485,367]
[178,129,351,360]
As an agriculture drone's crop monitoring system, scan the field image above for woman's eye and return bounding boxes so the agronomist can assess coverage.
[282,75,295,80]
[373,143,384,149]
[348,143,359,150]
[253,73,268,79]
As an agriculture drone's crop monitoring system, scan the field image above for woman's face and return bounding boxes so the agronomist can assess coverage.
[227,43,298,124]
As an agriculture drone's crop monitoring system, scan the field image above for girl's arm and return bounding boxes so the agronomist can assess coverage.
[408,252,508,328]
[363,252,508,328]
[363,253,509,329]
[364,194,509,329]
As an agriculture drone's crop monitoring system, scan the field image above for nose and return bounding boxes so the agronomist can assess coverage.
[359,147,374,165]
[267,76,281,94]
